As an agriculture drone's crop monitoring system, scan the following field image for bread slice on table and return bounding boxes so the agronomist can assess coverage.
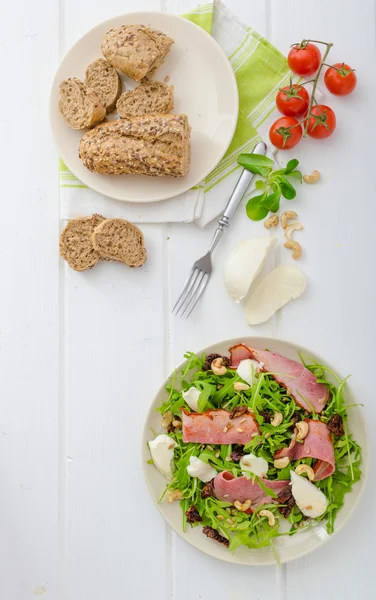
[91,219,147,267]
[101,24,174,81]
[60,214,105,271]
[79,114,190,177]
[59,78,106,129]
[116,80,174,119]
[85,58,121,113]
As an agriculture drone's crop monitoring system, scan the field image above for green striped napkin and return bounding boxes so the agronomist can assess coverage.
[61,1,293,227]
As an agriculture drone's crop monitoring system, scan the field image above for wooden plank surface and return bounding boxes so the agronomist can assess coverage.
[0,0,375,598]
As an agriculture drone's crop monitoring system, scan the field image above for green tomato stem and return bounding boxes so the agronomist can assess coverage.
[303,42,333,136]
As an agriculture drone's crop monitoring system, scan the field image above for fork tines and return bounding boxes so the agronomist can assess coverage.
[172,267,210,318]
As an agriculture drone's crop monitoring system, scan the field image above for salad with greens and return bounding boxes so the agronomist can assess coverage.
[147,345,362,558]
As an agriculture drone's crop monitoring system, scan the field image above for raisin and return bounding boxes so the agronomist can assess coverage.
[277,488,296,518]
[202,526,229,547]
[201,479,214,499]
[260,409,272,424]
[327,414,344,436]
[185,505,202,524]
[230,447,244,463]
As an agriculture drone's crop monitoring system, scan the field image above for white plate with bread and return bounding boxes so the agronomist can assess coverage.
[50,12,239,203]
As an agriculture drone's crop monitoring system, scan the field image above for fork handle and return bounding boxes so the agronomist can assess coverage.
[208,141,267,254]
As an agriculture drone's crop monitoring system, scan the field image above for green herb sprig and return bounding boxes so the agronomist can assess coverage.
[237,154,302,221]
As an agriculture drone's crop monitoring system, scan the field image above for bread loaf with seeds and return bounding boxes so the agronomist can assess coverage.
[116,80,174,119]
[59,214,105,271]
[91,218,147,267]
[102,24,174,81]
[79,113,190,177]
[85,58,121,113]
[59,78,106,129]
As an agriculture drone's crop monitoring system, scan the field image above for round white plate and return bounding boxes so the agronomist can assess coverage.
[50,11,239,203]
[142,337,369,566]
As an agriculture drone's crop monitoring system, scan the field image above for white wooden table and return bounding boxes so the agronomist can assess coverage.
[1,0,375,598]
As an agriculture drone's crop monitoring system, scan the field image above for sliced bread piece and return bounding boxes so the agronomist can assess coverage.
[91,218,147,267]
[79,114,190,177]
[60,214,105,271]
[59,78,106,129]
[85,58,121,113]
[116,80,174,119]
[101,24,174,81]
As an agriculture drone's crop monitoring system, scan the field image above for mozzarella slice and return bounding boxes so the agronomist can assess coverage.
[223,237,277,302]
[187,457,217,482]
[240,453,268,477]
[245,266,306,325]
[182,387,201,412]
[236,358,261,386]
[290,471,328,518]
[148,434,177,479]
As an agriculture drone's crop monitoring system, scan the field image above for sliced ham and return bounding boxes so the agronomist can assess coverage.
[181,408,259,445]
[230,345,329,413]
[274,419,335,481]
[214,471,290,508]
[229,344,254,368]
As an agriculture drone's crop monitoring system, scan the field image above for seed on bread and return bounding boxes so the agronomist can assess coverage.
[85,58,121,113]
[59,214,105,271]
[101,24,174,81]
[116,80,174,119]
[91,218,147,267]
[58,78,106,129]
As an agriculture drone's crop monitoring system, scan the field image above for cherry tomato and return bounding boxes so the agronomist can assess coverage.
[288,43,321,76]
[276,83,309,117]
[324,63,357,96]
[269,117,303,150]
[306,105,336,139]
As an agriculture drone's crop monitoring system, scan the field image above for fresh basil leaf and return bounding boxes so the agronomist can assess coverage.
[286,170,303,183]
[284,158,299,173]
[255,180,266,190]
[246,195,269,221]
[238,153,274,177]
[278,176,296,200]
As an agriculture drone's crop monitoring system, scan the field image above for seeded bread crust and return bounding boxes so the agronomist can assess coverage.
[59,214,105,271]
[85,58,121,113]
[116,80,174,119]
[101,24,174,81]
[91,218,147,267]
[59,78,106,130]
[79,114,190,177]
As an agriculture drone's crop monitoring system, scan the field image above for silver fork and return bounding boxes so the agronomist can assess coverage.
[172,141,267,317]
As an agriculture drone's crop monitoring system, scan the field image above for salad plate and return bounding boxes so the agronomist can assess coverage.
[142,337,369,565]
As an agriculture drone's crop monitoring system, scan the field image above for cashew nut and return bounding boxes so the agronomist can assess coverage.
[259,509,275,526]
[271,412,283,427]
[211,357,227,376]
[281,210,297,229]
[234,499,252,512]
[284,240,302,260]
[161,411,173,428]
[295,464,315,481]
[274,457,290,469]
[303,170,320,184]
[296,421,309,440]
[284,222,303,241]
[234,381,250,392]
[172,419,182,429]
[264,215,279,229]
[168,489,183,503]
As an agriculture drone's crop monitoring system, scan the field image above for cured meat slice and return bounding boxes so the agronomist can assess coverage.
[274,419,335,481]
[181,408,259,445]
[214,471,290,507]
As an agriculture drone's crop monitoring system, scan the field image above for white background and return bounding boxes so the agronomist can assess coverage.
[0,0,375,598]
